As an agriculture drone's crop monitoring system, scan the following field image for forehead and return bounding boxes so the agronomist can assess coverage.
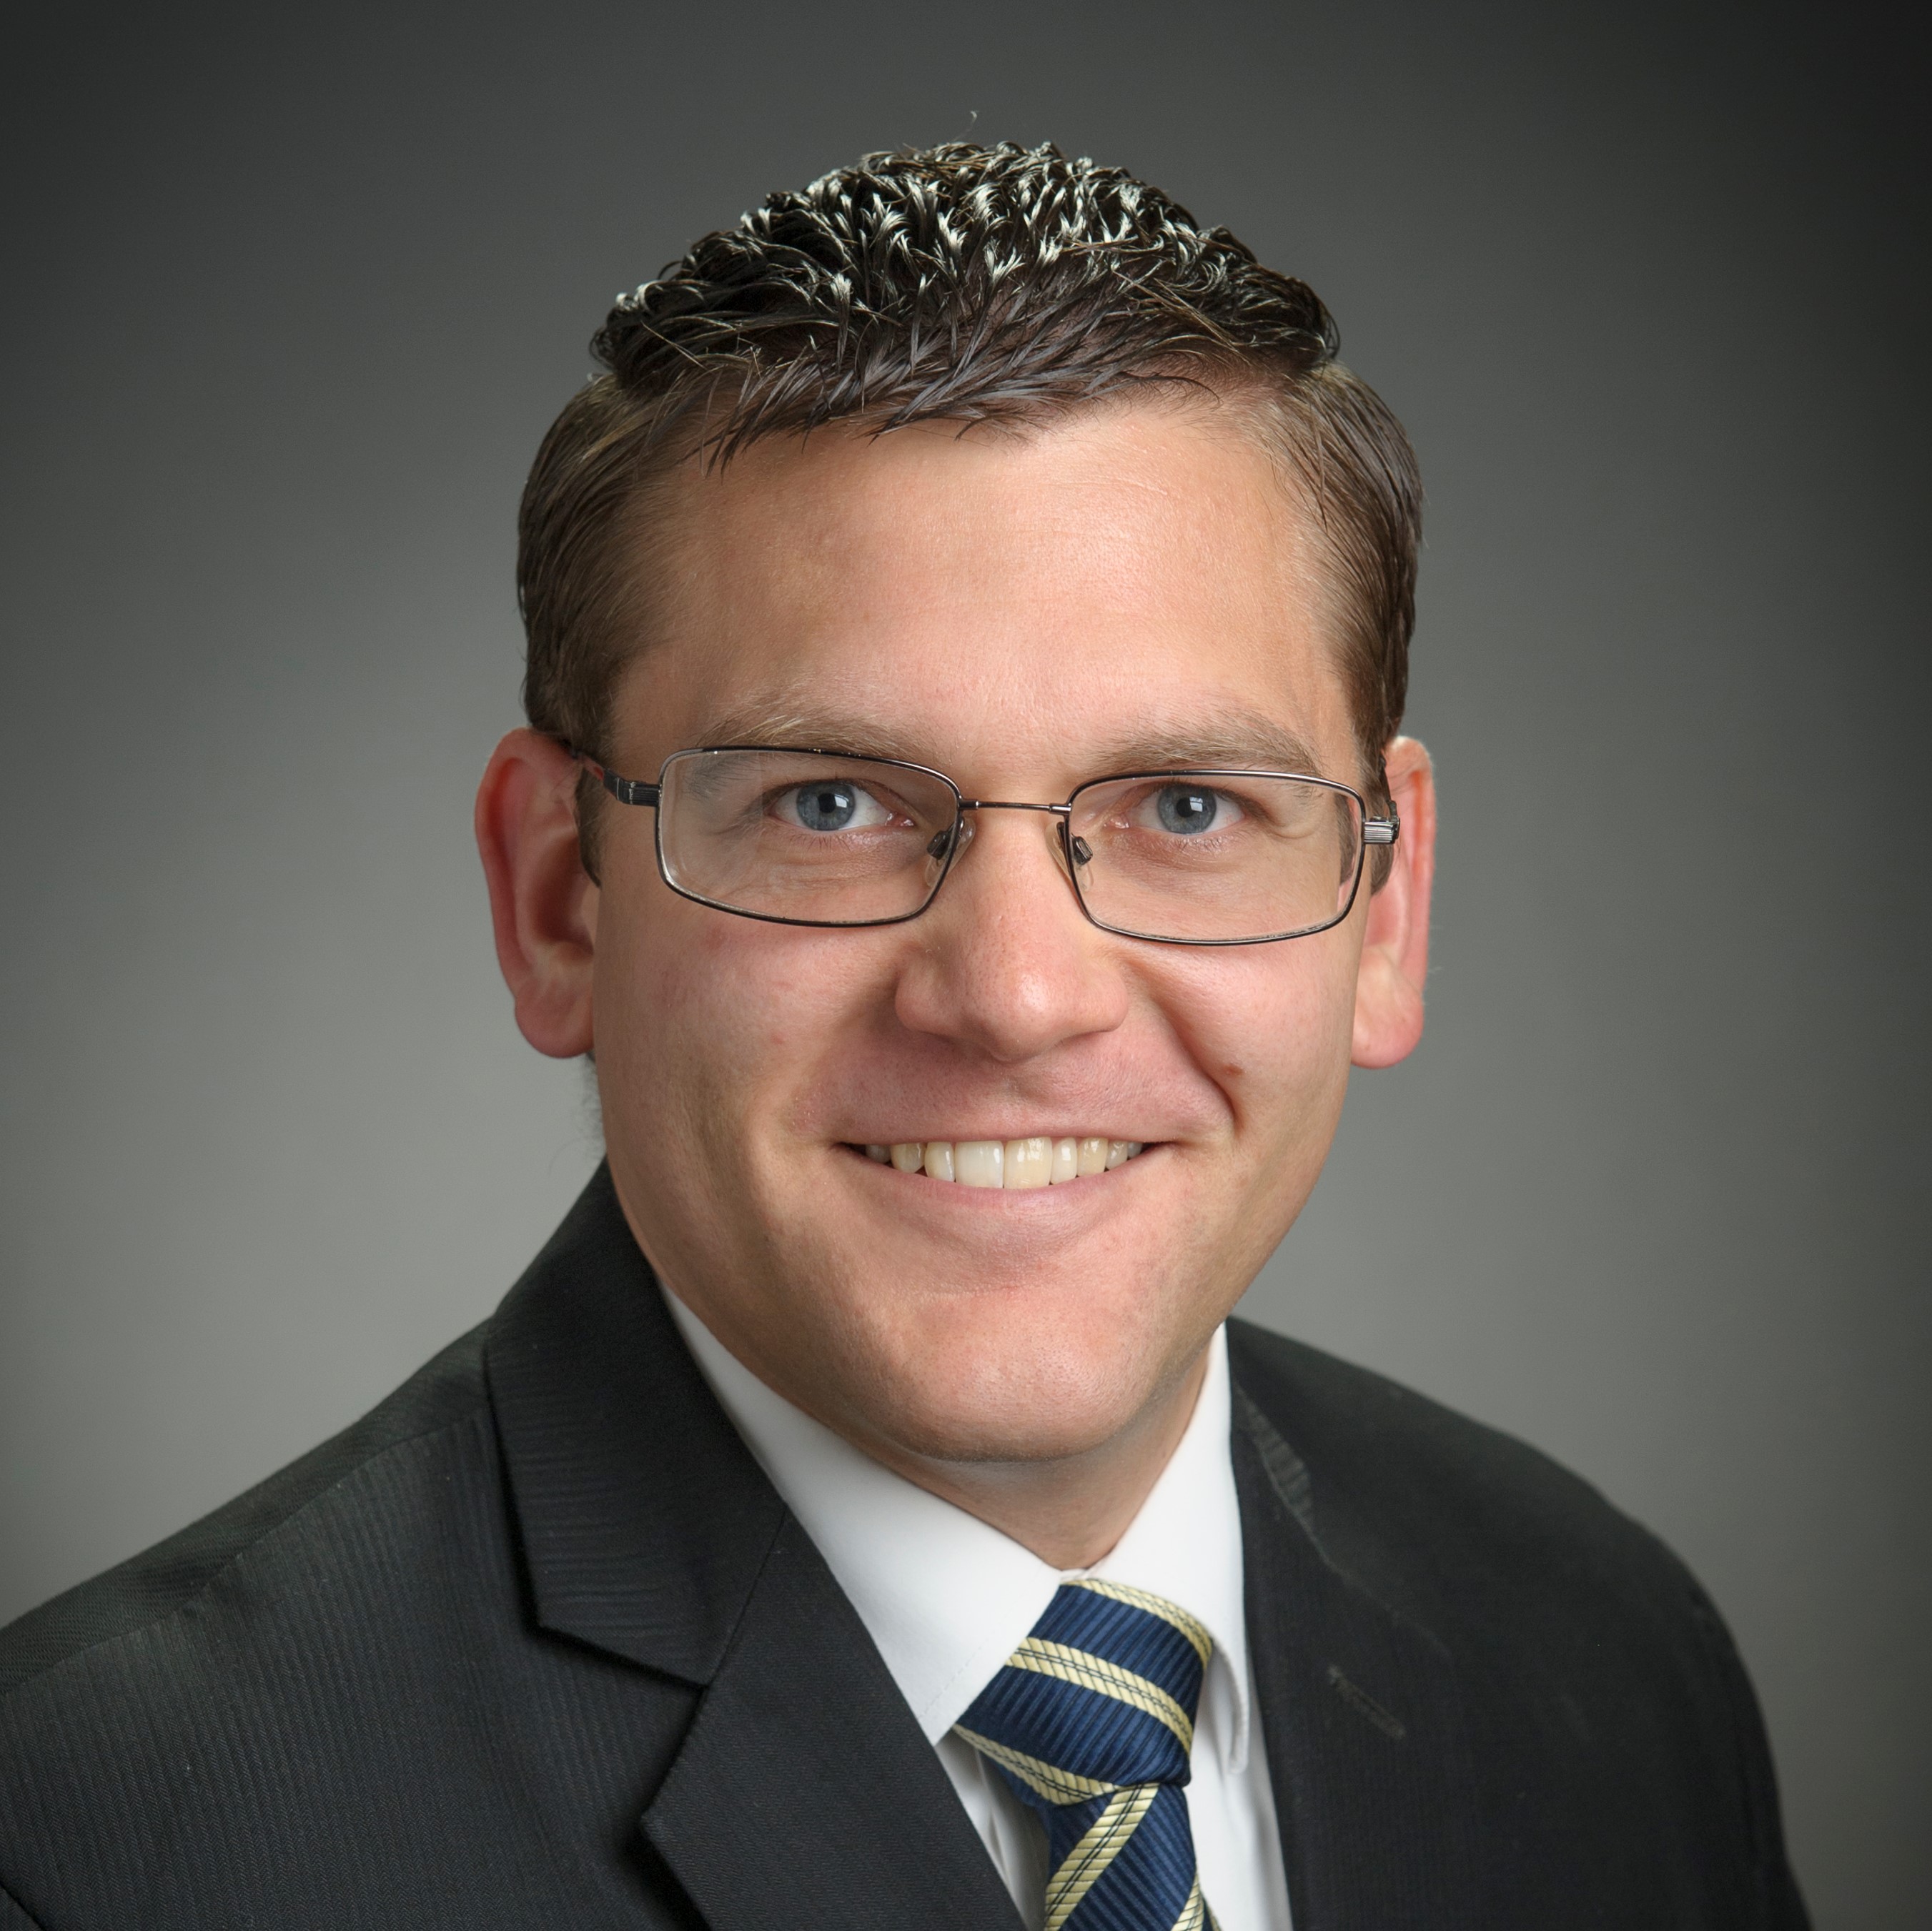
[615,402,1357,785]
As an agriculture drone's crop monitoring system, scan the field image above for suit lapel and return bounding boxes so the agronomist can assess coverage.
[640,1509,1025,1931]
[485,1165,784,1680]
[1230,1373,1486,1931]
[485,1166,1021,1931]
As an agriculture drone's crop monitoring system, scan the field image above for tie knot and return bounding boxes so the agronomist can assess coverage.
[955,1579,1212,1806]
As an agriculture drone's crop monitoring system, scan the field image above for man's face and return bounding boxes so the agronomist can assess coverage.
[582,403,1422,1469]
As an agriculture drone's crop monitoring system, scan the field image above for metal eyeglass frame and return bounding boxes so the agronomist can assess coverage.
[568,743,1400,947]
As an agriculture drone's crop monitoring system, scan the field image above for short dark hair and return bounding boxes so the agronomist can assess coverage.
[519,141,1420,830]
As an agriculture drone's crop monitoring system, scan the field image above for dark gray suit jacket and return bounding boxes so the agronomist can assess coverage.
[0,1166,1806,1928]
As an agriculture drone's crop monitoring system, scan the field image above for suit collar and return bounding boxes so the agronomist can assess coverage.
[485,1166,1024,1930]
[483,1162,785,1683]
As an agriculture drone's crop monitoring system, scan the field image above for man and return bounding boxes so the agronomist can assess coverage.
[0,142,1805,1929]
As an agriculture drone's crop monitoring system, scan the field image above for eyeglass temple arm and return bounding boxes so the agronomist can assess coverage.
[602,771,660,808]
[568,748,660,809]
[1363,810,1400,845]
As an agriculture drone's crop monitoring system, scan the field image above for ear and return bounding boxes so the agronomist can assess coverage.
[474,729,598,1058]
[1351,736,1436,1069]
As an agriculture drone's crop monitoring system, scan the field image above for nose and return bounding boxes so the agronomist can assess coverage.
[892,808,1131,1063]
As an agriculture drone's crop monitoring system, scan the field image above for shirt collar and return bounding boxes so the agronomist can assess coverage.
[663,1291,1252,1771]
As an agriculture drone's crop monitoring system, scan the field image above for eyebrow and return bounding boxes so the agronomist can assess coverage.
[695,695,885,754]
[690,697,1330,786]
[1077,714,1327,779]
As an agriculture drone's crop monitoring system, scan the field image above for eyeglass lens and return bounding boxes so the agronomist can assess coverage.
[654,749,1364,942]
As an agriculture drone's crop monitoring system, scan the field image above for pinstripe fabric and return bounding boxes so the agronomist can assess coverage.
[956,1580,1217,1931]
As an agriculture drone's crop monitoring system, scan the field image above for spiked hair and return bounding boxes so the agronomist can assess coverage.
[519,142,1420,822]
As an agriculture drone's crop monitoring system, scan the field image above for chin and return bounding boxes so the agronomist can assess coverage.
[839,1276,1203,1468]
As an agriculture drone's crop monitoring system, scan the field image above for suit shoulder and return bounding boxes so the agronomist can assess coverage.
[0,1323,490,1700]
[1224,1322,1806,1924]
[1225,1316,1703,1613]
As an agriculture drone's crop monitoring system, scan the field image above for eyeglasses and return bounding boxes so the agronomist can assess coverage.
[570,745,1397,947]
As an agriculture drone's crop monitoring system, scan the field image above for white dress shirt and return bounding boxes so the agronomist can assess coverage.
[665,1291,1294,1931]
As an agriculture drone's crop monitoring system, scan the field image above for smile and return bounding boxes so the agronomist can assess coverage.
[855,1137,1147,1188]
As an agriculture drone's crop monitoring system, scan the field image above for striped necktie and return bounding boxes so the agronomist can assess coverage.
[954,1578,1218,1931]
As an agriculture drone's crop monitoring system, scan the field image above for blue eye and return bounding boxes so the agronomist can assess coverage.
[775,780,897,833]
[1156,785,1221,834]
[796,784,857,830]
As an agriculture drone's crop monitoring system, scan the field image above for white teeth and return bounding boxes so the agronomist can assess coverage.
[954,1140,1004,1188]
[1005,1137,1053,1190]
[861,1136,1147,1186]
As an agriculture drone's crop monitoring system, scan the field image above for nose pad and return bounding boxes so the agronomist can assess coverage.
[1047,820,1084,883]
[924,814,974,885]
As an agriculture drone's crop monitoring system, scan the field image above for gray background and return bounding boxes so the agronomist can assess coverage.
[3,0,1925,1921]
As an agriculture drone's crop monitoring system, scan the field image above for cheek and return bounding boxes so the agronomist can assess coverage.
[593,873,887,1138]
[597,900,781,1121]
[1154,933,1360,1148]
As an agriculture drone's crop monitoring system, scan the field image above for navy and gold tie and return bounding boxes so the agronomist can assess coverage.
[954,1579,1218,1931]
